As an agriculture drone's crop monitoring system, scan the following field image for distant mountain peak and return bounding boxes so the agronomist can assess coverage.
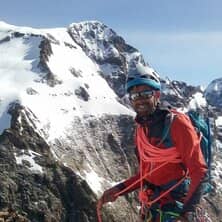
[206,77,222,91]
[69,20,114,33]
[204,77,222,108]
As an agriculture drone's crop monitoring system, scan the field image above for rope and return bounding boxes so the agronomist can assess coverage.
[97,201,102,222]
[97,125,188,222]
[137,125,182,163]
[136,125,188,215]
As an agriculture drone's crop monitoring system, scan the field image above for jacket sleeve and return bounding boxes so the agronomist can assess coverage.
[115,173,141,196]
[171,114,208,212]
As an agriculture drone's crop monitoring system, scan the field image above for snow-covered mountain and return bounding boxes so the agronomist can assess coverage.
[0,20,221,221]
[205,78,222,108]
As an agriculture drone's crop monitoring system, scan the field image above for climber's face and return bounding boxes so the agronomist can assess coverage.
[129,85,160,116]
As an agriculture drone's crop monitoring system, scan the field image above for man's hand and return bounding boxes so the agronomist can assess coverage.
[99,186,120,205]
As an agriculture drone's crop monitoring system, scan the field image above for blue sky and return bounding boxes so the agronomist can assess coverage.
[1,0,222,86]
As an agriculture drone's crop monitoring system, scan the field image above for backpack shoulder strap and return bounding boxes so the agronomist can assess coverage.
[158,111,176,147]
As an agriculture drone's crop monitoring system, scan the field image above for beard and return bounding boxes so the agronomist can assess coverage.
[134,103,156,116]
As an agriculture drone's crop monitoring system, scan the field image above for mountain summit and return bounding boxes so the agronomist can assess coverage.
[0,21,221,221]
[205,77,222,108]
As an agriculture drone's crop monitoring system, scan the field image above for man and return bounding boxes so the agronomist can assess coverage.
[98,64,210,222]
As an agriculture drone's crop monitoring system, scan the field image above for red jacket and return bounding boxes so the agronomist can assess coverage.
[118,108,208,209]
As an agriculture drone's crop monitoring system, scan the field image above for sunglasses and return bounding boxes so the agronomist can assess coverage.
[129,90,154,101]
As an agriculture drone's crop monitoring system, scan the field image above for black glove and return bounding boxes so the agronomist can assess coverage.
[99,185,122,205]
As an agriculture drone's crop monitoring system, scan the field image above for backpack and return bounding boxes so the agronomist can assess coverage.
[187,110,212,170]
[162,109,212,191]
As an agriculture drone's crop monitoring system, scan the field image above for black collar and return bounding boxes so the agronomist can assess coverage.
[135,106,170,126]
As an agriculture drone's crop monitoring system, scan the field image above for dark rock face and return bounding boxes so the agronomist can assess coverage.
[0,103,139,222]
[0,208,29,221]
[69,68,83,78]
[38,38,63,87]
[0,36,11,44]
[102,73,127,98]
[0,104,101,222]
[75,86,90,101]
[51,114,139,222]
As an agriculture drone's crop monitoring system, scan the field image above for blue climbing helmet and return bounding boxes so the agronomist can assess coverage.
[126,63,161,92]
